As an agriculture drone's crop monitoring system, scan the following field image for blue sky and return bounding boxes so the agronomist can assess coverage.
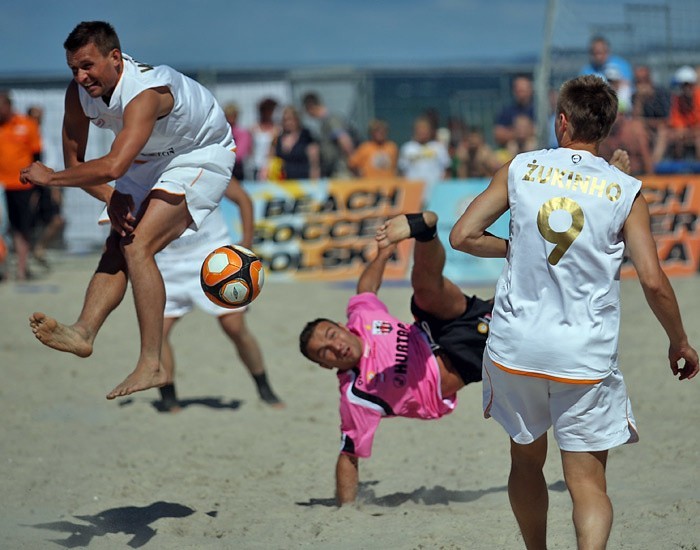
[1,0,553,76]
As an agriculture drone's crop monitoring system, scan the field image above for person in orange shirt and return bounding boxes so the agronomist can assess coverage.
[347,119,398,179]
[668,65,700,159]
[0,91,42,280]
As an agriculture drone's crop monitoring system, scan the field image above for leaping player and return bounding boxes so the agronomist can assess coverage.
[21,21,236,399]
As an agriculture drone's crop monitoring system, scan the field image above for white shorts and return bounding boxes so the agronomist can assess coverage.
[482,352,639,452]
[99,143,235,237]
[156,209,247,318]
[159,256,248,318]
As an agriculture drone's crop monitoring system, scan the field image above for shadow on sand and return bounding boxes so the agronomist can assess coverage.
[150,397,243,413]
[297,479,567,508]
[26,501,195,548]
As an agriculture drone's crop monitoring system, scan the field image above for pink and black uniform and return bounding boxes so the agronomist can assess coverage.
[338,293,458,458]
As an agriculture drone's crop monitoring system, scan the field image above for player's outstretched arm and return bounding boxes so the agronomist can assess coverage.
[356,244,395,295]
[624,194,699,380]
[336,453,359,505]
[21,87,170,189]
[450,161,510,257]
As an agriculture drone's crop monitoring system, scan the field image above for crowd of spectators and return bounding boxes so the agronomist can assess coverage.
[247,37,699,190]
[3,38,700,280]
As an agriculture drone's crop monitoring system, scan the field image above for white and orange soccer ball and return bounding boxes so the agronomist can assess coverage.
[200,245,265,308]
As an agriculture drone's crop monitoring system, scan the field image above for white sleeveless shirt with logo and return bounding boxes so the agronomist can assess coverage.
[486,147,642,382]
[78,53,233,159]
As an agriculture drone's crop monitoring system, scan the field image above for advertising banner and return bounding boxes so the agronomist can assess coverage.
[425,179,510,285]
[221,179,425,281]
[621,175,700,278]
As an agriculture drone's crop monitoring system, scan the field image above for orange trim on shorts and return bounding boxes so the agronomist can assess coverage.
[133,159,148,165]
[492,361,603,385]
[189,168,204,187]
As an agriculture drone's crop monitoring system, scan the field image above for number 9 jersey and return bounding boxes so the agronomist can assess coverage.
[486,148,642,382]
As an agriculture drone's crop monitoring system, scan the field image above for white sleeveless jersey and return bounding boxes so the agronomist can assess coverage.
[78,54,233,160]
[486,147,642,381]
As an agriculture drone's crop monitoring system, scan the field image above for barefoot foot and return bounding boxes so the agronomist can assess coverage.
[29,312,93,357]
[376,211,438,248]
[106,360,168,400]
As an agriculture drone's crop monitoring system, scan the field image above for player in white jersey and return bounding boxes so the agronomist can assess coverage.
[450,75,698,550]
[155,179,282,411]
[21,21,236,400]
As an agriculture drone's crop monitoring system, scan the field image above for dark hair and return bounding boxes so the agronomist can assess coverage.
[258,98,278,116]
[299,318,336,360]
[64,21,121,55]
[302,92,321,109]
[0,90,11,106]
[557,75,618,143]
[589,35,610,49]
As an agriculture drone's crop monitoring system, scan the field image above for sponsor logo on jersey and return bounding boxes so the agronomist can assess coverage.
[372,320,393,335]
[571,154,582,164]
[477,313,492,334]
[143,147,176,158]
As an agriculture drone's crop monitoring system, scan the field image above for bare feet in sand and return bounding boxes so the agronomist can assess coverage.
[376,211,438,248]
[29,312,93,358]
[106,359,168,400]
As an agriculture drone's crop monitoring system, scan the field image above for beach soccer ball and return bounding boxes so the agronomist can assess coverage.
[200,245,265,308]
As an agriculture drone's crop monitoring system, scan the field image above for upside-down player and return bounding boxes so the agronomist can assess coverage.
[299,211,492,505]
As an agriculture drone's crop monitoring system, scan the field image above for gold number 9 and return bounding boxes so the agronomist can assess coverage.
[537,197,584,265]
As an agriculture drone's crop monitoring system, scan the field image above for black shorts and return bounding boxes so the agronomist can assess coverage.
[33,186,60,224]
[5,188,34,239]
[411,294,493,385]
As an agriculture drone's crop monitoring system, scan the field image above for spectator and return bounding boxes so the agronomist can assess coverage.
[580,35,633,110]
[347,119,398,179]
[302,91,355,178]
[423,107,451,149]
[265,105,320,181]
[224,103,252,181]
[250,97,280,181]
[493,114,538,166]
[599,98,654,175]
[493,75,535,147]
[667,65,700,160]
[0,91,42,280]
[632,65,671,164]
[26,105,65,268]
[454,126,499,178]
[398,115,451,195]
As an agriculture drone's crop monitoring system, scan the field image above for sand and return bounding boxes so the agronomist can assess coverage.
[1,252,699,549]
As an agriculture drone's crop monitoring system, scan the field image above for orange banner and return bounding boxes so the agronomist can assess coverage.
[621,175,700,278]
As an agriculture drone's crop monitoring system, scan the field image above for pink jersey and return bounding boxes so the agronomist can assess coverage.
[338,293,457,458]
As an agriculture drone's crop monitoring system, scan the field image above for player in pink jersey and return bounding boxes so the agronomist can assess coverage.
[299,211,493,505]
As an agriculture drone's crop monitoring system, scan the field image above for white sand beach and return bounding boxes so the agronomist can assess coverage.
[1,252,698,549]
